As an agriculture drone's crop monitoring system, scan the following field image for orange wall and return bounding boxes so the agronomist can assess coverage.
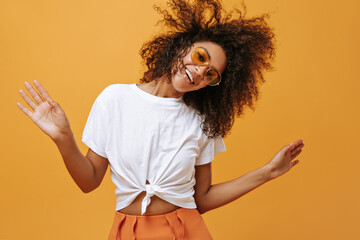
[1,0,359,239]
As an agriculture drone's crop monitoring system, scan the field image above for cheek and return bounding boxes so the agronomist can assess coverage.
[182,54,193,65]
[197,81,208,90]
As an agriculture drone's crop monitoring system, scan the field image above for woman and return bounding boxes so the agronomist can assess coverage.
[17,0,305,239]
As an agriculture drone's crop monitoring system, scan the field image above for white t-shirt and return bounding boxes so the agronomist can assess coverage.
[82,84,226,214]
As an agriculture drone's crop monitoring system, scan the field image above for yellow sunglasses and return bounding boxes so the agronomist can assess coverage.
[190,46,222,86]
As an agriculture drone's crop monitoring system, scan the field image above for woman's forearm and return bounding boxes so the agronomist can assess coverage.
[54,132,97,193]
[198,140,304,214]
[199,165,272,213]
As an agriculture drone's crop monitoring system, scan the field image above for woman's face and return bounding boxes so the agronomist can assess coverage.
[171,41,227,93]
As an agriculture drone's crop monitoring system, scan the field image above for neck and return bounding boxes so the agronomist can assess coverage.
[138,77,183,98]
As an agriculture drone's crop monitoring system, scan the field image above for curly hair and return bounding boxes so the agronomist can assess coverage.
[140,0,276,139]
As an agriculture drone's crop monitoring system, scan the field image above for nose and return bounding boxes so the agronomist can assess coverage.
[194,65,209,81]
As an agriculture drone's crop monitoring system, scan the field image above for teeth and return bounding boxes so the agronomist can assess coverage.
[185,68,194,83]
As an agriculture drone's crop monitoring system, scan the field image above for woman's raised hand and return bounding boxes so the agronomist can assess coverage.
[17,80,71,142]
[265,139,305,180]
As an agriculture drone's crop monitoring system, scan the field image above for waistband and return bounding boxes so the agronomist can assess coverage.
[115,207,198,219]
[108,208,203,239]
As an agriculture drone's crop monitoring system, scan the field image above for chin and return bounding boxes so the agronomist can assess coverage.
[171,76,195,93]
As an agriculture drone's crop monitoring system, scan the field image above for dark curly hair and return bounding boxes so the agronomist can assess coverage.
[140,0,276,139]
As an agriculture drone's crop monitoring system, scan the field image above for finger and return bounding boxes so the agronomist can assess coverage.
[46,97,56,107]
[291,149,302,159]
[19,89,37,110]
[46,97,61,109]
[33,80,52,101]
[292,142,304,153]
[16,102,34,119]
[290,139,304,151]
[46,98,59,113]
[290,159,300,168]
[24,81,44,105]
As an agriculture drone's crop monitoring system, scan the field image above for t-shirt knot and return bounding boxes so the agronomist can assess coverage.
[141,184,160,215]
[145,184,159,196]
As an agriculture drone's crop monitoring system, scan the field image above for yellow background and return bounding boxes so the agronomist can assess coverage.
[1,0,359,239]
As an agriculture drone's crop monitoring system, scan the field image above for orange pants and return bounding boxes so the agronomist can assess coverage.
[108,208,213,240]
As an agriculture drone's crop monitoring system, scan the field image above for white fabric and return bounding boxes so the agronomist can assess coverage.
[82,84,226,215]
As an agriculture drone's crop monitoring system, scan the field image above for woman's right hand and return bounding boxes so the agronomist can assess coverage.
[17,80,72,142]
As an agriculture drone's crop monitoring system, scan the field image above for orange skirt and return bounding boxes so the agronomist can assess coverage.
[107,208,213,240]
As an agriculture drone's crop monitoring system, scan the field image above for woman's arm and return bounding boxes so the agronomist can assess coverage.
[17,80,108,193]
[55,133,108,193]
[194,139,304,214]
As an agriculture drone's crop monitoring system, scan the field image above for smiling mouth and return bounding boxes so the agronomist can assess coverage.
[185,68,194,84]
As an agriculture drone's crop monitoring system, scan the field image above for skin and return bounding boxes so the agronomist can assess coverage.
[17,41,304,216]
[137,41,227,98]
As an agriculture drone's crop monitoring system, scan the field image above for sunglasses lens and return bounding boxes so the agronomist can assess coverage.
[204,69,221,86]
[191,46,222,86]
[191,47,209,65]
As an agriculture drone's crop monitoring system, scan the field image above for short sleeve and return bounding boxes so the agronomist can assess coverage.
[195,136,226,166]
[82,93,109,158]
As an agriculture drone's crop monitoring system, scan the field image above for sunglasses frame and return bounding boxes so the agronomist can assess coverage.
[191,46,222,86]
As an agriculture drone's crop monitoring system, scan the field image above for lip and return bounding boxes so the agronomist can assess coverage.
[184,74,192,85]
[185,67,195,84]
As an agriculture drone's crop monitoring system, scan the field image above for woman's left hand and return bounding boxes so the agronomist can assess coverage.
[265,139,305,180]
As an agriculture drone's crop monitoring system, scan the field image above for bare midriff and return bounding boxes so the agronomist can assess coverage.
[117,191,180,216]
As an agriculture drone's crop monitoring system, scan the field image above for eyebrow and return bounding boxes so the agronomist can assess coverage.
[202,47,211,60]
